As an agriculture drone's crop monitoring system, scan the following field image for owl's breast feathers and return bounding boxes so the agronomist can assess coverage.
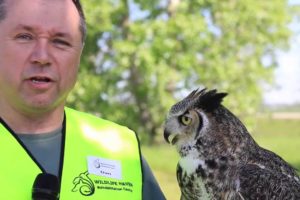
[177,144,300,199]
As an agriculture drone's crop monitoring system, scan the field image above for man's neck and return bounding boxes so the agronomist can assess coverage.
[0,104,65,134]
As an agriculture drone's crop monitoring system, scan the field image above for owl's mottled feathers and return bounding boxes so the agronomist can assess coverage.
[164,88,300,200]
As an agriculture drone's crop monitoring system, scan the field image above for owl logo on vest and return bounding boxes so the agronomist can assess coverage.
[72,171,95,196]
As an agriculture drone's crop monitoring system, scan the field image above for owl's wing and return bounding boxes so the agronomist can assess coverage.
[236,164,300,200]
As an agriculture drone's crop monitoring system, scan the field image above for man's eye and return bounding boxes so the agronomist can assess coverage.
[52,39,71,47]
[15,33,33,41]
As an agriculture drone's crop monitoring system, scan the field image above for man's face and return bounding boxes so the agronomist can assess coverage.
[0,0,83,115]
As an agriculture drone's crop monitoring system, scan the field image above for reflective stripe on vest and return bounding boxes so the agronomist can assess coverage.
[0,107,143,199]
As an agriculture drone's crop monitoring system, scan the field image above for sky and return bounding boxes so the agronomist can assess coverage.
[263,0,300,106]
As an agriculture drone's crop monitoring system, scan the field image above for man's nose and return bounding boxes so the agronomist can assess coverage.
[30,39,51,66]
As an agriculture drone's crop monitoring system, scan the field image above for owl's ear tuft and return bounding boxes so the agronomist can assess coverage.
[169,88,227,114]
[194,89,228,112]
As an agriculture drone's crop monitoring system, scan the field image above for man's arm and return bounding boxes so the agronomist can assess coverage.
[141,156,166,200]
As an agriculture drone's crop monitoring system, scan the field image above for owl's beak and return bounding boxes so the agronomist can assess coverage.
[164,129,171,143]
[164,129,179,145]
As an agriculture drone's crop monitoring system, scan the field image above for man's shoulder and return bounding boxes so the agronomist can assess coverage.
[64,107,133,133]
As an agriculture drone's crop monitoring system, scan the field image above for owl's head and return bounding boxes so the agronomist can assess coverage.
[164,88,251,157]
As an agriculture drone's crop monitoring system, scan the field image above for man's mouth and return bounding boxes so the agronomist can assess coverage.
[30,77,52,83]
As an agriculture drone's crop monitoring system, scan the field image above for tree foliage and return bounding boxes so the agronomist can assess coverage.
[68,0,292,144]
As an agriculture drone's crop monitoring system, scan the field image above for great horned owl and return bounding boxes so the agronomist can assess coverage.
[164,88,300,200]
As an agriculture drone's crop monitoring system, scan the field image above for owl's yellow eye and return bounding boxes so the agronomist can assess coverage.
[180,115,192,125]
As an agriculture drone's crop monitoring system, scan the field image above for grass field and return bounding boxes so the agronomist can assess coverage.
[141,115,300,200]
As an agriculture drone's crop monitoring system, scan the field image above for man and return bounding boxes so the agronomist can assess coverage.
[0,0,166,199]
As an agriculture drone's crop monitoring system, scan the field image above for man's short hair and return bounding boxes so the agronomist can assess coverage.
[72,0,87,43]
[0,0,86,43]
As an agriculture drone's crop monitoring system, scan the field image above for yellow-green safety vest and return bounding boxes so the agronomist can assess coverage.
[0,107,143,199]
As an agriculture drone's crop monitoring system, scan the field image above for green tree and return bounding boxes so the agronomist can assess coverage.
[68,0,292,144]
